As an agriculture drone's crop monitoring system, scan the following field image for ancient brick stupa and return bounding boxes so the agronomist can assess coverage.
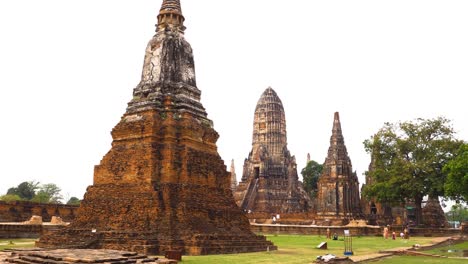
[422,196,449,227]
[37,0,275,255]
[316,112,361,224]
[234,88,311,213]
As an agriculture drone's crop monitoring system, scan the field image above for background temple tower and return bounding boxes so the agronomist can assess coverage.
[230,159,237,192]
[361,154,398,225]
[234,87,310,214]
[316,112,361,223]
[37,0,275,255]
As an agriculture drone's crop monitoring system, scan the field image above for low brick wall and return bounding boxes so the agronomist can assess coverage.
[251,224,462,237]
[408,227,462,237]
[0,224,42,239]
[0,201,78,222]
[251,224,382,236]
[247,212,316,225]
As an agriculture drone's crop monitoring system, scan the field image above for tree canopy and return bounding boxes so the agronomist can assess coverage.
[3,181,64,204]
[363,117,461,225]
[0,194,22,202]
[6,181,39,200]
[445,203,468,224]
[444,143,468,202]
[66,197,81,206]
[301,160,323,198]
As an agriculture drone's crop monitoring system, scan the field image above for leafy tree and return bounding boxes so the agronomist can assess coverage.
[0,194,22,202]
[6,181,39,200]
[31,183,63,204]
[363,117,461,225]
[31,191,51,203]
[66,197,81,206]
[444,143,468,202]
[301,160,323,198]
[445,203,468,223]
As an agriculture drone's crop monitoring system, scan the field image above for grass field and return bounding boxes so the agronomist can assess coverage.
[182,235,441,264]
[1,236,466,264]
[0,239,35,250]
[423,241,468,258]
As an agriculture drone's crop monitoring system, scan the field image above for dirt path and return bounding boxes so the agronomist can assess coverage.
[349,236,457,263]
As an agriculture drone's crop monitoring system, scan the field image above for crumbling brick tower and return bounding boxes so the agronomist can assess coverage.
[234,88,311,214]
[37,0,275,255]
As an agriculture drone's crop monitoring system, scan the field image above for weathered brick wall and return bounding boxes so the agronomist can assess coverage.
[0,201,78,222]
[251,224,381,236]
[0,224,42,238]
[408,227,463,237]
[250,224,462,237]
[247,212,317,224]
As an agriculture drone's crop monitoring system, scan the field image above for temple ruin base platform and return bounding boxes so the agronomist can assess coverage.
[2,249,173,264]
[36,226,276,256]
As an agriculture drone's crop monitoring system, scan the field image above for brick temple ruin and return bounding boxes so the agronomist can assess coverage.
[316,112,362,225]
[234,88,311,214]
[361,148,449,227]
[37,0,275,255]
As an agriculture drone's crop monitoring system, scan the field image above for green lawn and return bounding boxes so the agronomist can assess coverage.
[370,255,468,264]
[182,235,439,264]
[423,241,468,258]
[0,239,35,250]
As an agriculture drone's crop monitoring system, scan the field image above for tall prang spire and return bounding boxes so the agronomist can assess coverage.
[316,112,362,221]
[333,112,342,132]
[331,112,345,147]
[326,111,350,168]
[157,0,185,33]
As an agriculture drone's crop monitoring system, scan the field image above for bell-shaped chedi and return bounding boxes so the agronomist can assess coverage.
[37,0,275,255]
[316,112,361,222]
[234,87,311,213]
[422,196,449,227]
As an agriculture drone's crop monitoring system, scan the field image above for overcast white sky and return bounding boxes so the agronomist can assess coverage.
[0,1,467,203]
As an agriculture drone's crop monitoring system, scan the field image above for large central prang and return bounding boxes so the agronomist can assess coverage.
[37,0,276,255]
[234,88,311,214]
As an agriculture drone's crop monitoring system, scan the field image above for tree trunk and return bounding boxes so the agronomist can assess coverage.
[414,195,423,226]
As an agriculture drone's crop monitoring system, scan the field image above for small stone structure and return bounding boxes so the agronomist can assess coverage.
[316,113,361,224]
[234,87,311,214]
[23,215,42,225]
[36,0,275,255]
[50,216,67,225]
